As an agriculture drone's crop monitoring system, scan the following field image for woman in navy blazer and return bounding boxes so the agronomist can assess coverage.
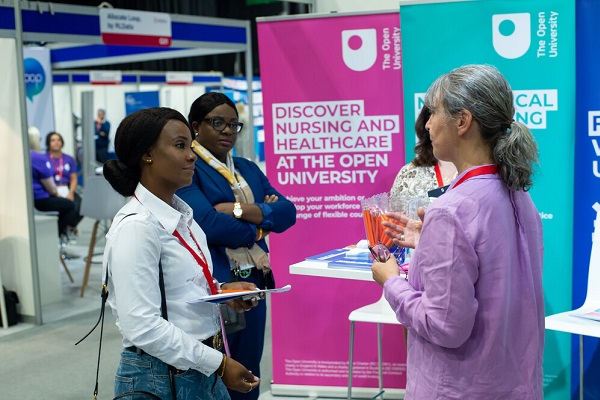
[177,92,296,400]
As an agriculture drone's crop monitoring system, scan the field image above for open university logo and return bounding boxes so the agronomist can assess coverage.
[342,29,377,71]
[492,13,531,59]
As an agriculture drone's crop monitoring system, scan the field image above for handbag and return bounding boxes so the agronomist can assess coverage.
[219,303,246,334]
[1,286,20,326]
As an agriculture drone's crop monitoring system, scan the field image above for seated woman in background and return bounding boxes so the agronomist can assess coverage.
[29,127,80,240]
[45,131,83,235]
[46,132,79,200]
[391,106,457,198]
[177,92,296,400]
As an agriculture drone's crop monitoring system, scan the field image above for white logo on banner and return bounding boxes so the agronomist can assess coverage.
[341,29,377,71]
[272,100,399,154]
[414,93,426,119]
[589,111,600,137]
[589,111,600,178]
[492,13,531,59]
[514,89,557,129]
[413,89,558,129]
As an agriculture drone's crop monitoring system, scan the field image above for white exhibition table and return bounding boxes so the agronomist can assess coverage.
[290,259,374,281]
[546,311,600,338]
[290,259,407,281]
[546,309,600,400]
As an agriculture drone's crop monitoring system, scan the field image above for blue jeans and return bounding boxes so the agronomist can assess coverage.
[115,350,230,400]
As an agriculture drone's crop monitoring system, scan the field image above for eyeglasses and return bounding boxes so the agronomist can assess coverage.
[202,117,244,133]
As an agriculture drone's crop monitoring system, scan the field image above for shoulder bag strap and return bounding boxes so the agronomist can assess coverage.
[158,261,177,400]
[74,214,167,400]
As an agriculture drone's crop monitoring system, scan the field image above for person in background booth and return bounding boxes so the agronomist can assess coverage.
[103,107,260,399]
[374,65,544,399]
[95,108,110,163]
[391,106,457,198]
[177,92,297,400]
[45,131,83,234]
[30,127,80,240]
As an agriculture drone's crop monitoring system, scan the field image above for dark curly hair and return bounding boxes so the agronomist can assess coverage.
[411,106,436,167]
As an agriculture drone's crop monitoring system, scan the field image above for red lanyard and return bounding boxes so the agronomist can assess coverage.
[173,229,218,295]
[133,194,218,295]
[51,154,64,182]
[433,163,444,187]
[452,165,498,188]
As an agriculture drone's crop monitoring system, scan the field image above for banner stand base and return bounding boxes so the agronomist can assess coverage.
[270,384,405,399]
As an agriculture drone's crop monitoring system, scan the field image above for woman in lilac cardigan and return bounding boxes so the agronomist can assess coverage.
[375,65,544,399]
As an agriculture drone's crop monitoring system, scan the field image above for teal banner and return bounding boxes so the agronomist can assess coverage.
[400,1,575,399]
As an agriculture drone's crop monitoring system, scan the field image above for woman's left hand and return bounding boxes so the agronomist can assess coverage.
[372,254,401,287]
[221,281,263,312]
[220,356,260,393]
[264,194,278,203]
[382,209,425,249]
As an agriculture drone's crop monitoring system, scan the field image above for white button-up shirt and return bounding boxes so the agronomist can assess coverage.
[104,183,222,376]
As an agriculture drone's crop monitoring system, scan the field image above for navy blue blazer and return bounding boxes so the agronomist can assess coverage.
[177,157,296,283]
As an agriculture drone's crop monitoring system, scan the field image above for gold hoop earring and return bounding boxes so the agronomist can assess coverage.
[145,158,152,164]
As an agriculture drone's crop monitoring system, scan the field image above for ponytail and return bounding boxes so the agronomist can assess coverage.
[493,121,538,191]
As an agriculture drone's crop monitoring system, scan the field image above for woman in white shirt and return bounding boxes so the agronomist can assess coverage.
[390,106,457,198]
[103,107,260,399]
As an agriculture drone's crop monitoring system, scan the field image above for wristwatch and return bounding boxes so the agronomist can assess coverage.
[233,202,243,219]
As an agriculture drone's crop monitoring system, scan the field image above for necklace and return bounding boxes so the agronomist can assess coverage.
[434,162,458,187]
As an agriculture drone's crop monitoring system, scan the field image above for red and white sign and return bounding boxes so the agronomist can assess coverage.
[166,72,193,85]
[89,70,122,85]
[99,8,172,47]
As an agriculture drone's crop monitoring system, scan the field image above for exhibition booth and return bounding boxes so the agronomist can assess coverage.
[256,2,599,399]
[51,70,224,155]
[0,0,254,329]
[0,0,599,399]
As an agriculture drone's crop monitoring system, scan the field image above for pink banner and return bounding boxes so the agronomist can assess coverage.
[258,12,406,392]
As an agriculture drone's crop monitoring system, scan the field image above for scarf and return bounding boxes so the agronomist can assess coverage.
[192,141,271,275]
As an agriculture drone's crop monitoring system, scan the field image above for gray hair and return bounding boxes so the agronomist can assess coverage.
[424,64,538,191]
